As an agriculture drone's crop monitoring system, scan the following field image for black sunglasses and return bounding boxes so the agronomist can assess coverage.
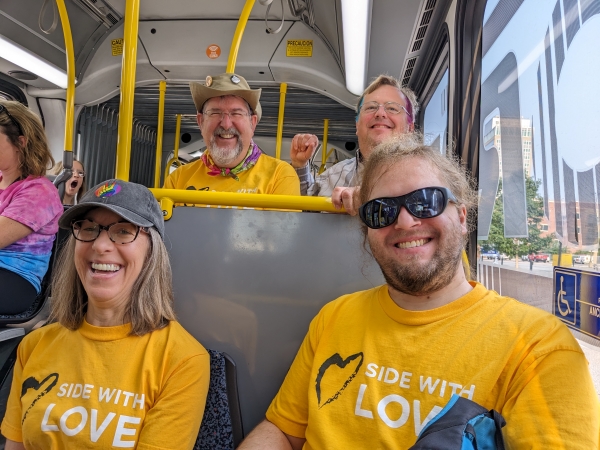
[0,104,24,136]
[359,186,458,229]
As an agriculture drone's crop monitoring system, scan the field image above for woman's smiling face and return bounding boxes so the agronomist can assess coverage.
[74,207,150,314]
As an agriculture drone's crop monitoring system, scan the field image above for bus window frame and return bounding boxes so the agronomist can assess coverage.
[418,41,450,147]
[453,0,487,272]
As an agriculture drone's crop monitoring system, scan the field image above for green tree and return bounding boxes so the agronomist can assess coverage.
[479,177,553,258]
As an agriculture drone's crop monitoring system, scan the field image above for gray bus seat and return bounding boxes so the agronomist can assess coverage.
[166,207,384,434]
[195,349,243,450]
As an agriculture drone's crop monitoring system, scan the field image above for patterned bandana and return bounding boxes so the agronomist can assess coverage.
[201,141,262,181]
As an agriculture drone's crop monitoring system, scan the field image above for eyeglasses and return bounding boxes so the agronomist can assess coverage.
[0,104,24,136]
[203,109,251,120]
[72,170,85,178]
[360,101,410,118]
[72,219,146,244]
[359,187,457,229]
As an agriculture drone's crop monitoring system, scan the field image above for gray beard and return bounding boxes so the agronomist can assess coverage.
[208,128,244,167]
[369,225,464,296]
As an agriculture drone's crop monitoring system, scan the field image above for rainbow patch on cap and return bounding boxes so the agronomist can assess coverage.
[95,181,121,198]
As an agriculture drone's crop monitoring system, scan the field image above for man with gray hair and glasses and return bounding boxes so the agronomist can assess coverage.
[289,74,418,213]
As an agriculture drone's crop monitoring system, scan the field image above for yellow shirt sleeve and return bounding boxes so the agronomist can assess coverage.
[1,338,28,442]
[269,161,301,196]
[137,352,210,450]
[501,348,599,449]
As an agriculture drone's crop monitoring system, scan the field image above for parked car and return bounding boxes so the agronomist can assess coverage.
[573,255,591,264]
[533,253,550,262]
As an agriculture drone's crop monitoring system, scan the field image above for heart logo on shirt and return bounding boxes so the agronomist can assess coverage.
[315,352,363,409]
[20,373,59,424]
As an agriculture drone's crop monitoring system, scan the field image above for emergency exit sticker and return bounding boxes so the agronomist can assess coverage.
[111,39,123,56]
[286,40,313,57]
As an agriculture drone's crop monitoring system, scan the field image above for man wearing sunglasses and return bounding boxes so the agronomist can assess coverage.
[240,136,598,449]
[289,75,417,213]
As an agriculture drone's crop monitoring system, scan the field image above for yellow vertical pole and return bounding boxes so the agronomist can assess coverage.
[115,0,141,181]
[173,114,181,160]
[55,0,75,157]
[226,0,256,73]
[163,114,182,185]
[154,81,167,188]
[275,83,287,160]
[319,119,329,174]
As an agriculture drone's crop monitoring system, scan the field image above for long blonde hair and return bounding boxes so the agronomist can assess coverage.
[50,226,177,335]
[0,100,55,177]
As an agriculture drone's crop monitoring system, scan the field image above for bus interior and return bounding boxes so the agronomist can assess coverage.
[0,0,599,445]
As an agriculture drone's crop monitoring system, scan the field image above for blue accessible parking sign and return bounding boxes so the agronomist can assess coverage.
[553,267,600,340]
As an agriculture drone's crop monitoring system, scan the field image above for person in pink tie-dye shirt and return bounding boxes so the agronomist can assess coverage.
[0,101,62,314]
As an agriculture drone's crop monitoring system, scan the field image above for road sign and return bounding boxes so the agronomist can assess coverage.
[553,267,600,340]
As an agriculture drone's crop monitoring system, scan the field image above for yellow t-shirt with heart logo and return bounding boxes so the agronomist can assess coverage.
[1,320,209,449]
[266,282,599,449]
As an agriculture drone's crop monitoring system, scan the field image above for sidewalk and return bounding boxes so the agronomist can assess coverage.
[578,339,600,398]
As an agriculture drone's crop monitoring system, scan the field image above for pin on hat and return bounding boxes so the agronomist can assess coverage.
[190,72,262,121]
[58,179,165,239]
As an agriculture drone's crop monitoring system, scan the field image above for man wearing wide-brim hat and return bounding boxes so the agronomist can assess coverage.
[164,72,300,197]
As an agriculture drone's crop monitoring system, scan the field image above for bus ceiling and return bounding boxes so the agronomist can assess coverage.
[0,0,445,107]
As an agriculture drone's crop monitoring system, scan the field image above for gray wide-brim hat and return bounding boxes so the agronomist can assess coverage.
[58,179,165,239]
[190,72,262,121]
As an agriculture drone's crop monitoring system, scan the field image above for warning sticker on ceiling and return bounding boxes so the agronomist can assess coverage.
[111,39,123,56]
[206,44,221,59]
[286,40,313,57]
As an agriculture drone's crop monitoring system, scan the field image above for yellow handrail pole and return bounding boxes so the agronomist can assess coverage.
[226,0,256,72]
[55,0,76,160]
[150,189,343,214]
[154,81,167,187]
[164,114,182,185]
[275,83,287,160]
[319,119,329,174]
[115,0,141,181]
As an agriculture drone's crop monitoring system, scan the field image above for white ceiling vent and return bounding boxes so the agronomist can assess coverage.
[401,0,437,86]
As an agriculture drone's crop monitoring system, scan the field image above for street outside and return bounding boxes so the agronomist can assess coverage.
[479,258,600,397]
[479,257,599,278]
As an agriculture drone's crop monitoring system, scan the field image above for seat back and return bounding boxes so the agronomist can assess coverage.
[0,204,73,325]
[0,233,59,325]
[195,349,243,450]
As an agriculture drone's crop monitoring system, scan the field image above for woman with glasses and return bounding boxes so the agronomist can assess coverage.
[0,100,63,314]
[50,159,87,205]
[1,179,209,450]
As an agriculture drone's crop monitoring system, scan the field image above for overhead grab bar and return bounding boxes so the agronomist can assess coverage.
[227,0,255,73]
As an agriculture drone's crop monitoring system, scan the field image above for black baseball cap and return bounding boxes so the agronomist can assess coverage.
[59,179,165,239]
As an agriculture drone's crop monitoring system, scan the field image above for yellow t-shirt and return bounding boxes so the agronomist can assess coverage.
[164,153,300,196]
[1,320,209,449]
[266,282,599,449]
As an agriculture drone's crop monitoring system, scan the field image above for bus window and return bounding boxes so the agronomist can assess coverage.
[423,68,449,155]
[478,0,600,273]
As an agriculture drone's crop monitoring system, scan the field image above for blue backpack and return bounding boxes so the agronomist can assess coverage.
[410,395,506,450]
